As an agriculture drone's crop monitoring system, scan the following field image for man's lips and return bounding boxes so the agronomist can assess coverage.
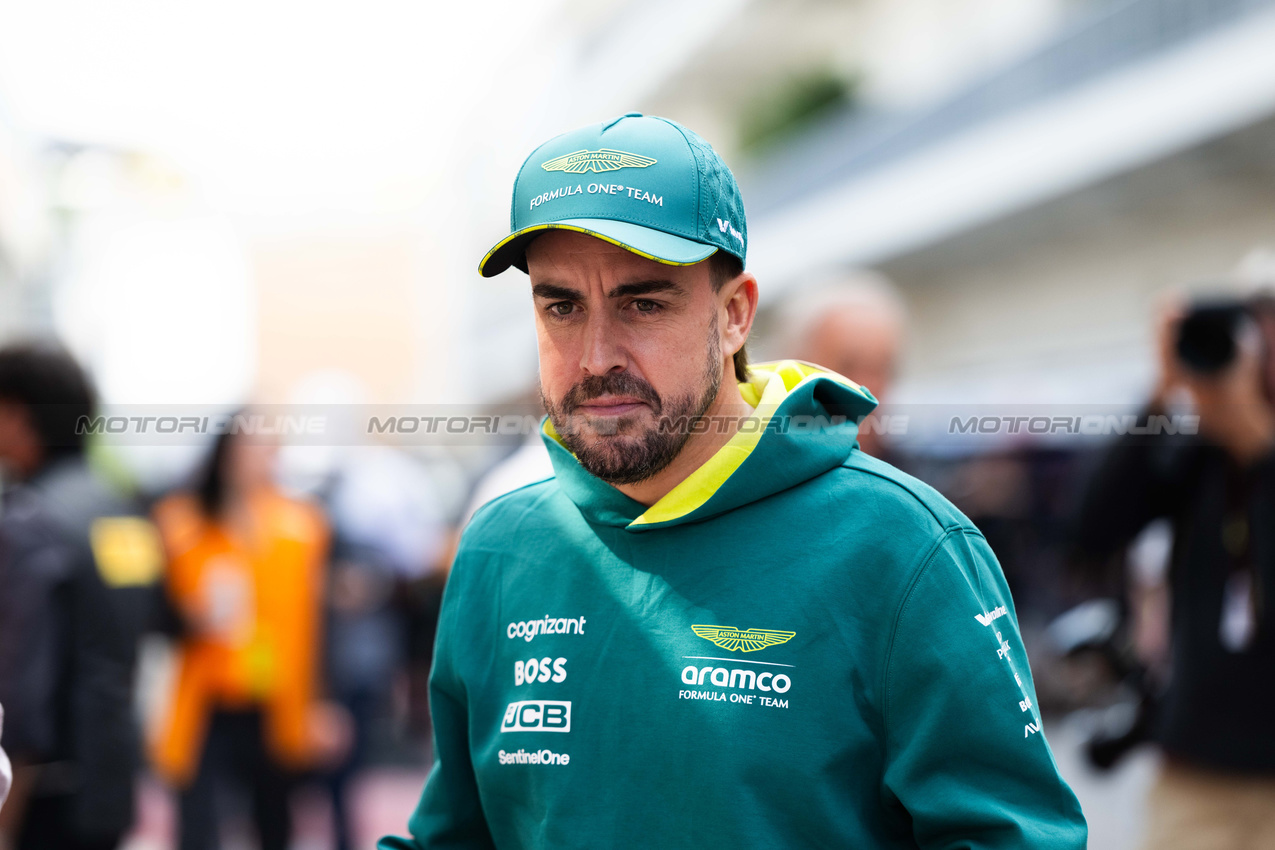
[572,397,650,417]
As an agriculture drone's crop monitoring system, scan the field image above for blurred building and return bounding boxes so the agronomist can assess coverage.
[742,0,1275,411]
[467,0,1275,419]
[0,108,54,340]
[5,0,1274,472]
[4,1,1272,418]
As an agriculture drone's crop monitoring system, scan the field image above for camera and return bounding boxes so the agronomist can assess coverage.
[1175,292,1275,374]
[1175,299,1253,375]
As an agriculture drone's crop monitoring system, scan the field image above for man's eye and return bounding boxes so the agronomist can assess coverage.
[633,299,659,313]
[549,302,575,316]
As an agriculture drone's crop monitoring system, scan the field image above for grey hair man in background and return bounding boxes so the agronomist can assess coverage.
[774,269,907,457]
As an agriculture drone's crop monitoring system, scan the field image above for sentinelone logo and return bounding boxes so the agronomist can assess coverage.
[499,748,569,766]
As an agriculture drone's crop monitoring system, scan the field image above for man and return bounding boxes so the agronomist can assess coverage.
[775,269,907,457]
[0,342,162,849]
[1074,288,1275,848]
[382,114,1086,848]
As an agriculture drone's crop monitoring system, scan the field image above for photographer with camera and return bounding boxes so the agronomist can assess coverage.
[1074,270,1275,848]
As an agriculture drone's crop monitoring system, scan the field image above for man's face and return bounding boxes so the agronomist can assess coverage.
[0,400,41,481]
[226,432,279,495]
[805,309,901,403]
[527,231,728,485]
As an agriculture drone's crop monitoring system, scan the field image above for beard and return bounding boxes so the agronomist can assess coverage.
[542,319,724,486]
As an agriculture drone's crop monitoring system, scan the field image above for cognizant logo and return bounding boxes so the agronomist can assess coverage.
[507,616,586,642]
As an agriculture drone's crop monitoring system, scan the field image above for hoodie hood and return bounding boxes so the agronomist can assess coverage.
[541,360,878,531]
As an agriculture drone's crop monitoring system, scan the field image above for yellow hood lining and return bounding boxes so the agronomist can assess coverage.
[631,361,863,526]
[540,361,865,527]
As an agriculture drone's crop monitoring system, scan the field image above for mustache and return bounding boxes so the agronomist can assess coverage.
[561,372,662,414]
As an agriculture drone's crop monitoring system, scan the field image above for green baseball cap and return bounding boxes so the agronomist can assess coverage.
[478,113,747,277]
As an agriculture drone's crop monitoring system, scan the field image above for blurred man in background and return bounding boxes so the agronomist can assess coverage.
[1074,275,1275,848]
[313,442,447,850]
[0,342,161,850]
[774,269,907,458]
[457,390,553,529]
[151,421,347,850]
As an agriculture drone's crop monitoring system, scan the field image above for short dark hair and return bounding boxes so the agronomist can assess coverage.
[709,252,749,383]
[0,342,96,465]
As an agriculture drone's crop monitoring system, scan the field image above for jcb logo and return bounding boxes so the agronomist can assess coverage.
[501,700,572,733]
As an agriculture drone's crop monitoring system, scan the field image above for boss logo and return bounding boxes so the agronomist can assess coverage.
[514,657,567,686]
[501,700,572,733]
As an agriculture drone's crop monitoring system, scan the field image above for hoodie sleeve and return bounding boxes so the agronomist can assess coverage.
[378,552,496,850]
[881,528,1087,850]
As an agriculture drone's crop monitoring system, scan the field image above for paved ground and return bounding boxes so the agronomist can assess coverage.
[121,767,431,850]
[1049,712,1159,850]
[122,714,1157,849]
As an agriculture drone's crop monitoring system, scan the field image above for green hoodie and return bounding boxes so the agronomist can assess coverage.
[381,361,1087,849]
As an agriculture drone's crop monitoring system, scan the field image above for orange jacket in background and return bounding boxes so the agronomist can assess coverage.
[151,488,329,787]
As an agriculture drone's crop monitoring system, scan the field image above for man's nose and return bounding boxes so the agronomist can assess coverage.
[579,311,626,376]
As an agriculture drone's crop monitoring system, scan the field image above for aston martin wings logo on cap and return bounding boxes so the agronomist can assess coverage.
[691,625,796,653]
[541,148,657,174]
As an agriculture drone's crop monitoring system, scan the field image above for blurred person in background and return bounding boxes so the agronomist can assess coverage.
[151,420,346,850]
[0,342,162,850]
[774,269,907,458]
[276,370,452,775]
[1073,268,1275,848]
[312,443,447,850]
[457,390,553,528]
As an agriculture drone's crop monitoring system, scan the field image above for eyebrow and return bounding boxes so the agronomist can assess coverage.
[607,280,684,298]
[530,280,686,301]
[531,282,581,301]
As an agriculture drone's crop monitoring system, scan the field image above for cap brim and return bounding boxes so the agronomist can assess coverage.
[478,218,717,277]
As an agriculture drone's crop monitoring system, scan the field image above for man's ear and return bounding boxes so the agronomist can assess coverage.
[720,271,759,358]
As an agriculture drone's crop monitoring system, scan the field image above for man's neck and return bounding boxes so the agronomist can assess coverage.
[614,380,754,507]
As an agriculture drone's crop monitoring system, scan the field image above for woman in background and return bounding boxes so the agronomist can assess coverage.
[152,421,342,850]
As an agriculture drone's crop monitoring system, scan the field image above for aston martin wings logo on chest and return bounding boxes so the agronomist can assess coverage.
[541,149,658,174]
[691,625,796,653]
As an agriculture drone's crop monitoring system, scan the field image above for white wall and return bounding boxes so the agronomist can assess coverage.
[881,120,1275,406]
